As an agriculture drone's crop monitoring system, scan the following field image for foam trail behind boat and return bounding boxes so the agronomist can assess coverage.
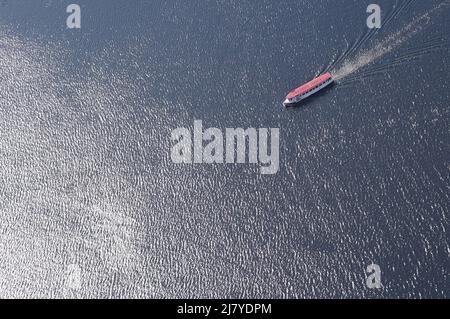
[332,1,450,81]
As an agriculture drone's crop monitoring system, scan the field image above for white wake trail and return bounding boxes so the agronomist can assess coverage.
[332,1,450,81]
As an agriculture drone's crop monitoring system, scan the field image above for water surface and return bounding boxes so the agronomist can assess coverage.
[0,0,448,298]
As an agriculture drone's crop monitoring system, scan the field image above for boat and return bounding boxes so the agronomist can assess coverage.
[283,72,333,107]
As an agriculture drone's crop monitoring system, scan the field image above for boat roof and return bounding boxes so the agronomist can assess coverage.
[287,73,332,99]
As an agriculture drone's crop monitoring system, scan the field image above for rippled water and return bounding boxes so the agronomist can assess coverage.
[0,0,448,298]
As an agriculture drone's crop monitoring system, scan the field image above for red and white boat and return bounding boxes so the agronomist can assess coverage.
[283,72,333,107]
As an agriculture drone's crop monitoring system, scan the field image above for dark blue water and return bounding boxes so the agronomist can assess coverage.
[0,0,448,298]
